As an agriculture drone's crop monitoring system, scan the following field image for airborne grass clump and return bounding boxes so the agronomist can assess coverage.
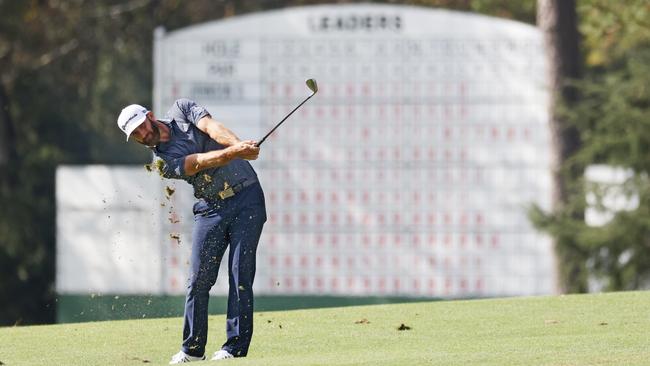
[164,186,175,199]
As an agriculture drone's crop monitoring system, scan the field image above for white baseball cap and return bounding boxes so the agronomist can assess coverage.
[117,104,149,141]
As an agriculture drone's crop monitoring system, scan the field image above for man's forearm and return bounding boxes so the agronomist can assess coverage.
[209,123,241,146]
[197,116,242,146]
[184,147,237,176]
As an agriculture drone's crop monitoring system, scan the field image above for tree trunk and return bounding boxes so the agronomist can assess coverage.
[537,0,584,293]
[0,80,17,177]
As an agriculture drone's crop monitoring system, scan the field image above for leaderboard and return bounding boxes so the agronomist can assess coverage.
[154,4,555,298]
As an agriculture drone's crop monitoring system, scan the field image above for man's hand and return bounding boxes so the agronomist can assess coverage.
[231,140,260,160]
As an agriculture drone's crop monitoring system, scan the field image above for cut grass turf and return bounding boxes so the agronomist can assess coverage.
[1,291,650,365]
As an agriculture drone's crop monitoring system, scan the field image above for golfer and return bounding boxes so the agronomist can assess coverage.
[117,99,266,363]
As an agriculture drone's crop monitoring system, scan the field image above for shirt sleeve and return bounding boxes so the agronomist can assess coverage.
[165,98,211,125]
[152,154,186,180]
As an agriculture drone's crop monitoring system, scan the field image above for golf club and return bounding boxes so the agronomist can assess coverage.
[255,78,318,147]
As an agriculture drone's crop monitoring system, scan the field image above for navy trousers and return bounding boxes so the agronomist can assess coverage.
[181,182,266,357]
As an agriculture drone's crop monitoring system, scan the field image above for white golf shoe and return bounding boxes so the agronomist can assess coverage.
[169,350,206,364]
[210,349,234,361]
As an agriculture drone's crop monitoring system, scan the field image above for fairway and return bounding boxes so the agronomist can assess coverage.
[1,291,649,365]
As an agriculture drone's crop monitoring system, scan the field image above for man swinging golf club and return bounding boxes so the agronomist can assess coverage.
[117,98,266,363]
[116,79,317,363]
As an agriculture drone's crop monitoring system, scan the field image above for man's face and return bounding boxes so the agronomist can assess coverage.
[131,113,160,147]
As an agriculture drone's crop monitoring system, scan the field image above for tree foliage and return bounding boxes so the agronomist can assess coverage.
[530,0,650,292]
[0,0,217,326]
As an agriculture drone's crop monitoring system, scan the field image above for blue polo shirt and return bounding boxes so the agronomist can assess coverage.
[151,98,258,201]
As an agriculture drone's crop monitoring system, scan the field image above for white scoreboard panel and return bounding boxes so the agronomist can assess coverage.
[154,4,556,298]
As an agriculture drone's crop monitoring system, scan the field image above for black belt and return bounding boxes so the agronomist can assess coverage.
[217,178,257,200]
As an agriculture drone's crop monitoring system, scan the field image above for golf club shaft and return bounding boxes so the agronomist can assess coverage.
[256,92,315,147]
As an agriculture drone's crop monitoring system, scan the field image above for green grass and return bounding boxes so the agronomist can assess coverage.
[2,291,650,365]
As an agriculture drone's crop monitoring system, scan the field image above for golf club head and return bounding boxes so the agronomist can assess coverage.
[306,78,318,94]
